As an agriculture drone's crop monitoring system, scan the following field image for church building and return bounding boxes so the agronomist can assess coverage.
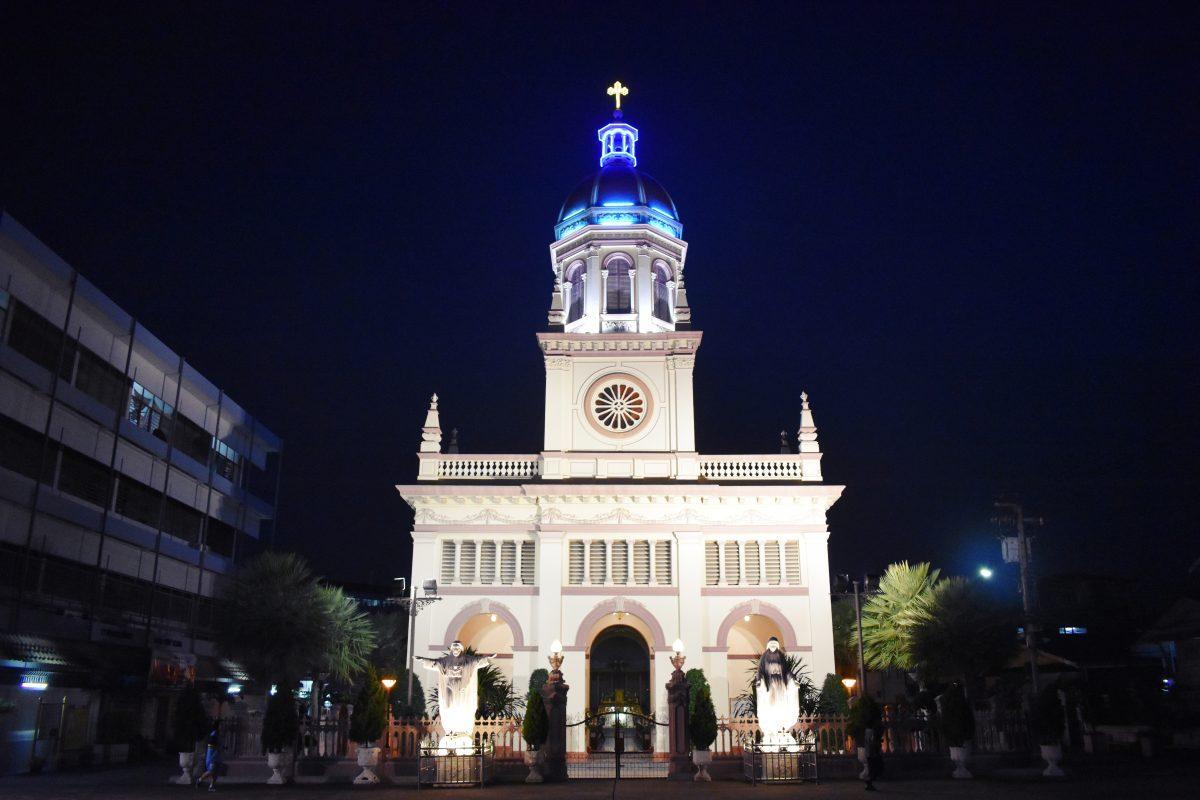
[396,86,843,740]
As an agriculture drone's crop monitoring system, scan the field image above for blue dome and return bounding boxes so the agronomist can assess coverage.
[558,162,680,224]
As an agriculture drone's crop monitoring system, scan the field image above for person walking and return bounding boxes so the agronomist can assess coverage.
[196,720,222,791]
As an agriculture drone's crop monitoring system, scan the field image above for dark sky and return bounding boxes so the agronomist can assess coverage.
[3,3,1197,593]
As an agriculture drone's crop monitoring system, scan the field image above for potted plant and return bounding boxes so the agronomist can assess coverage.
[521,669,549,783]
[1031,685,1065,777]
[846,694,880,780]
[262,691,298,785]
[171,687,209,784]
[939,683,975,779]
[689,683,718,781]
[349,667,389,784]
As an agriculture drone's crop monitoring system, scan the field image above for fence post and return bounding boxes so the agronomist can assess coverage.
[666,658,691,780]
[540,669,569,781]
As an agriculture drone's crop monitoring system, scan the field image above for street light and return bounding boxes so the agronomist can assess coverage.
[841,677,857,695]
[388,577,443,707]
[978,566,994,580]
[381,676,397,719]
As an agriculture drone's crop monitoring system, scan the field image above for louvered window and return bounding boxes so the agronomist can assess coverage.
[744,541,761,585]
[459,541,477,584]
[784,540,801,584]
[704,541,720,586]
[568,541,585,585]
[723,541,741,585]
[632,540,651,585]
[479,541,497,584]
[440,540,457,584]
[654,540,672,584]
[611,541,629,584]
[589,541,607,584]
[521,541,536,584]
[764,541,781,585]
[500,541,517,585]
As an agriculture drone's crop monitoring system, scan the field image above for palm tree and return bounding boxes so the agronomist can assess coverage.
[911,578,1018,687]
[854,561,941,671]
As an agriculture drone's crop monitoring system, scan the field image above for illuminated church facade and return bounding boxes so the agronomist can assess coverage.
[396,86,842,738]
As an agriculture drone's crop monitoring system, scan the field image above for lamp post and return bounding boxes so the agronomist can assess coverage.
[841,677,858,697]
[833,574,878,700]
[387,578,442,708]
[541,640,568,782]
[995,500,1042,695]
[381,676,397,719]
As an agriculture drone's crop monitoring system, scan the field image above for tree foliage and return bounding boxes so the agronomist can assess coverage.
[846,694,881,744]
[349,665,389,745]
[831,600,859,675]
[816,673,850,715]
[938,682,975,747]
[262,691,299,753]
[171,686,209,752]
[855,561,941,671]
[522,688,548,748]
[689,684,718,750]
[218,552,376,687]
[911,577,1018,683]
[685,668,710,719]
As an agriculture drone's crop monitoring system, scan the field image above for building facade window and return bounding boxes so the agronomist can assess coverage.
[128,382,173,438]
[565,261,586,323]
[74,348,129,413]
[212,438,241,483]
[651,260,672,322]
[171,414,212,465]
[57,448,111,508]
[7,301,68,378]
[603,255,633,314]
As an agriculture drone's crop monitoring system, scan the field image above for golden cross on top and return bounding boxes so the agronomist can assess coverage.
[607,81,629,110]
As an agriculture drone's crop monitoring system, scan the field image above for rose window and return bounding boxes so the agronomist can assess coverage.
[590,379,648,433]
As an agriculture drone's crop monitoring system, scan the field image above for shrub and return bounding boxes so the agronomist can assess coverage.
[817,673,850,715]
[1031,685,1065,745]
[689,685,718,750]
[846,694,881,745]
[262,691,299,753]
[349,666,389,745]
[522,690,548,748]
[171,686,209,752]
[528,669,549,693]
[686,668,710,718]
[939,683,975,747]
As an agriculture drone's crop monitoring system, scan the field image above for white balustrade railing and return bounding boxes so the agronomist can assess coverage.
[699,456,807,480]
[433,455,541,480]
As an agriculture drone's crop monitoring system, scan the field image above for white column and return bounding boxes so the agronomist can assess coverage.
[635,247,653,330]
[584,246,602,332]
[804,529,836,679]
[675,531,704,666]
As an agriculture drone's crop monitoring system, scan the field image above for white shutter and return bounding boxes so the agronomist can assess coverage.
[654,540,672,585]
[440,540,457,584]
[784,540,801,584]
[705,541,720,586]
[744,540,761,585]
[764,541,781,585]
[459,540,477,584]
[479,541,496,584]
[500,541,517,584]
[589,541,607,584]
[520,541,536,585]
[568,541,585,585]
[723,540,741,585]
[612,541,629,584]
[633,541,651,585]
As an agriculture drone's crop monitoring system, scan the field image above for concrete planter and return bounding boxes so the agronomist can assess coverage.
[692,748,712,782]
[524,749,544,783]
[1040,743,1064,777]
[949,745,972,779]
[266,751,289,784]
[175,751,196,785]
[353,745,382,784]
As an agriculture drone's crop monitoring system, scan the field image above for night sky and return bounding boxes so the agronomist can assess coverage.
[3,3,1196,594]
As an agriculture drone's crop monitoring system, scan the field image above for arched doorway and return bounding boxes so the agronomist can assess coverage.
[588,625,650,714]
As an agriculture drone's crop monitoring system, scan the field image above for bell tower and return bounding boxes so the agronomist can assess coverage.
[539,84,700,473]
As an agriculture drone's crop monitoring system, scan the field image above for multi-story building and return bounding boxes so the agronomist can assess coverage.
[395,91,843,750]
[0,213,281,773]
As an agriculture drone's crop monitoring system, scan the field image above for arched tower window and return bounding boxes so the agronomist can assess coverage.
[604,254,633,314]
[565,261,586,323]
[652,260,673,322]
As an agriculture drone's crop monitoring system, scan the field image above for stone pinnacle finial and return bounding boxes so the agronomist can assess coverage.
[420,392,443,453]
[797,390,819,453]
[779,429,791,454]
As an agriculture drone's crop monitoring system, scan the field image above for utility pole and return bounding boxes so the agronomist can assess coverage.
[995,500,1041,695]
[853,579,867,695]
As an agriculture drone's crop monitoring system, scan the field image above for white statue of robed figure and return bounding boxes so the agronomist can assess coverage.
[754,636,801,752]
[417,640,495,753]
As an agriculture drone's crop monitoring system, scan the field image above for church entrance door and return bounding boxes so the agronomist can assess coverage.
[568,624,665,778]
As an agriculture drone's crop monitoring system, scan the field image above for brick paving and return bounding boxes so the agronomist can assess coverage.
[0,759,1192,799]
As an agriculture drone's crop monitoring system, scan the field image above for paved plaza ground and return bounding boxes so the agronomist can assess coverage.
[0,759,1193,800]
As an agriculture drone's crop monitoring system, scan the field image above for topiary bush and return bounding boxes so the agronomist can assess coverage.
[689,684,718,751]
[171,686,209,753]
[846,694,881,746]
[262,691,299,753]
[939,683,975,747]
[685,668,710,718]
[349,666,389,745]
[528,669,549,693]
[522,689,548,749]
[1031,684,1065,745]
[817,673,850,715]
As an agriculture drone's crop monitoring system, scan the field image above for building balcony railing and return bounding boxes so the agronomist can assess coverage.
[416,452,822,482]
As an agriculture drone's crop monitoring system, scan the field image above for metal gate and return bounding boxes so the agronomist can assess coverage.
[567,709,668,779]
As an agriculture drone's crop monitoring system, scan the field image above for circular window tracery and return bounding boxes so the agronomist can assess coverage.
[585,374,653,437]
